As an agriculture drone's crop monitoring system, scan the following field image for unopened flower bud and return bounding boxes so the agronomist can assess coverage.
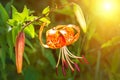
[15,31,25,73]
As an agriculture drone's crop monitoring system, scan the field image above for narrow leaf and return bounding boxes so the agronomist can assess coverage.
[43,49,56,68]
[24,24,35,38]
[0,3,9,26]
[24,53,30,65]
[40,17,51,25]
[12,27,19,45]
[7,31,14,59]
[111,49,120,73]
[5,0,13,13]
[0,47,6,69]
[25,38,35,51]
[42,6,50,15]
[101,36,120,48]
[22,6,29,17]
[0,36,7,69]
[73,3,87,33]
[11,5,18,18]
[55,6,73,16]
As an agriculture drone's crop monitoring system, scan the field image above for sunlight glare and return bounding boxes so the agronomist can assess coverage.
[93,0,119,19]
[103,2,112,11]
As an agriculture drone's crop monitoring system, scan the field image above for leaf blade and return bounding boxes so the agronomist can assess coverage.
[73,3,87,33]
[0,3,9,26]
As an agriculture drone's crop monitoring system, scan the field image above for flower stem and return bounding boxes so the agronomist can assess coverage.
[21,14,46,32]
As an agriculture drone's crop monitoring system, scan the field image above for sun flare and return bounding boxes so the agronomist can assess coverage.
[92,0,119,19]
[103,1,113,11]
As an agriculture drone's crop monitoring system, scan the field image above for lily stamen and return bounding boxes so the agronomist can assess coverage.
[39,24,88,76]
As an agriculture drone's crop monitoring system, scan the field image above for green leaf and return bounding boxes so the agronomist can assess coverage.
[42,6,50,15]
[5,0,13,14]
[8,5,36,39]
[95,50,101,80]
[11,6,18,19]
[73,3,87,33]
[0,36,7,69]
[25,38,35,51]
[24,67,39,80]
[43,49,56,68]
[24,24,35,38]
[87,23,96,40]
[24,53,30,65]
[0,27,6,34]
[12,27,19,45]
[22,6,29,18]
[111,49,120,73]
[8,5,34,28]
[55,6,73,16]
[0,48,6,69]
[60,0,68,5]
[40,17,51,25]
[55,0,74,15]
[101,36,120,48]
[7,31,14,59]
[0,3,9,26]
[20,5,31,21]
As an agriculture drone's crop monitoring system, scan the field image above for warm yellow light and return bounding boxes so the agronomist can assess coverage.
[101,1,116,14]
[103,2,112,11]
[92,0,119,19]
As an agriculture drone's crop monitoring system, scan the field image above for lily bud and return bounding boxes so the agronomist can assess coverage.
[15,31,25,73]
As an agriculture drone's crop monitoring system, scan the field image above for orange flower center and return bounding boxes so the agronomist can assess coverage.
[46,25,77,49]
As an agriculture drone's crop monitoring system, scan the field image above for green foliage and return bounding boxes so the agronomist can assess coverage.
[24,52,30,65]
[24,67,40,80]
[0,4,9,70]
[0,3,9,27]
[40,17,51,25]
[41,48,56,68]
[0,0,120,80]
[6,31,14,60]
[24,24,35,38]
[73,3,87,33]
[101,36,120,48]
[55,6,73,16]
[8,6,36,38]
[0,3,52,80]
[42,6,50,15]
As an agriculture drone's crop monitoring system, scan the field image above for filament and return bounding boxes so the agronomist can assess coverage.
[56,49,62,68]
[63,47,74,64]
[64,46,82,59]
[62,47,74,71]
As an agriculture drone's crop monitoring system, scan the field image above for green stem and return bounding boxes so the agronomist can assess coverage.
[21,2,75,32]
[21,15,45,32]
[95,50,101,80]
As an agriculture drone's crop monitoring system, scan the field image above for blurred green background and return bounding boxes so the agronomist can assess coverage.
[0,0,120,80]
